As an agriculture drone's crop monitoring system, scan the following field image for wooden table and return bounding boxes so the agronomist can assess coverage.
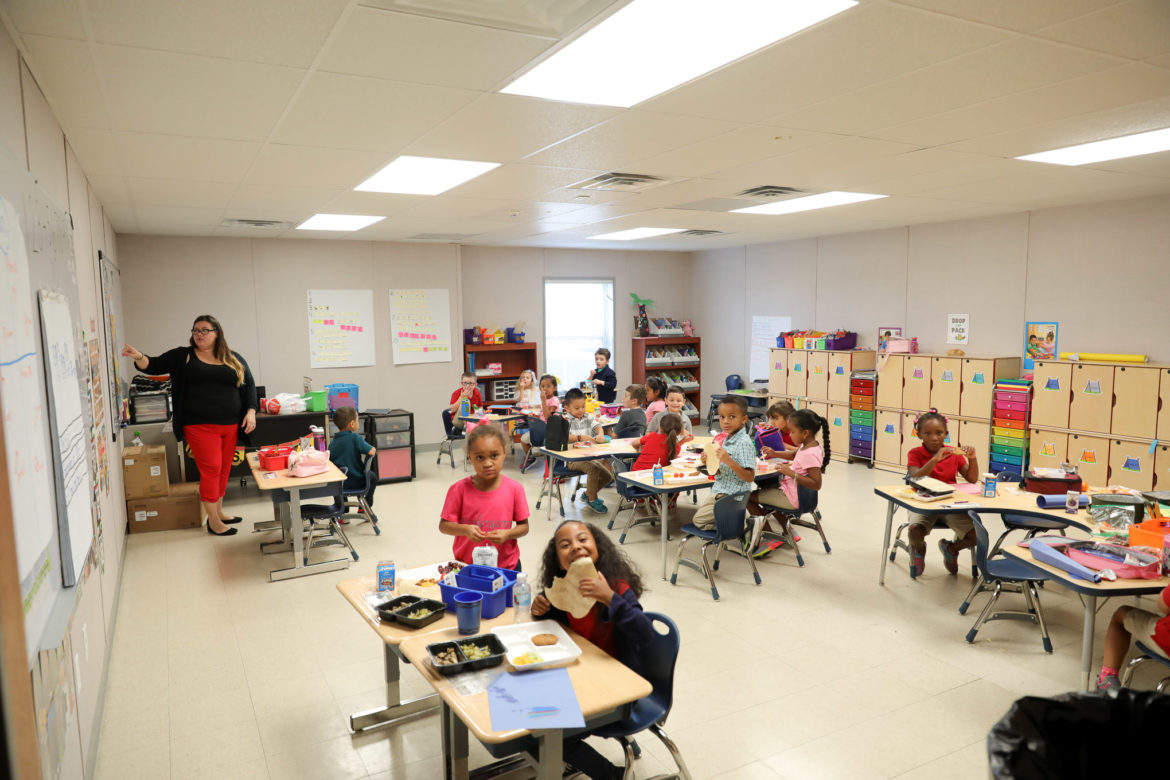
[400,625,652,780]
[246,452,348,581]
[1001,544,1170,691]
[873,484,1092,585]
[336,576,516,734]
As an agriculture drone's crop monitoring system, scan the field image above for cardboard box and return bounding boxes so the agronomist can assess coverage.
[122,444,169,499]
[126,482,203,534]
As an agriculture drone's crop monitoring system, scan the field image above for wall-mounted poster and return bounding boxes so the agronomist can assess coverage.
[1024,321,1059,370]
[307,289,375,368]
[390,289,453,365]
[947,313,969,345]
[877,326,902,352]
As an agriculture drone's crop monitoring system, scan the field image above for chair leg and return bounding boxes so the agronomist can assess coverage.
[357,496,380,535]
[332,519,359,561]
[959,574,986,615]
[783,516,804,567]
[618,736,636,780]
[966,581,1002,643]
[649,722,694,780]
[699,542,718,600]
[745,546,763,586]
[812,510,830,553]
[1026,582,1053,654]
[303,521,315,566]
[670,536,692,584]
[1121,655,1148,687]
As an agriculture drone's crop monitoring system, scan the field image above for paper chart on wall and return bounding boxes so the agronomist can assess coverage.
[750,315,791,383]
[307,289,375,368]
[390,288,453,365]
[0,197,55,590]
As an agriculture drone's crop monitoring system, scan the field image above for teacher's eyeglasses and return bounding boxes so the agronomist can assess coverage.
[191,328,217,335]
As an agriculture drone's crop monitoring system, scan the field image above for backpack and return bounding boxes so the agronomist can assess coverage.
[544,413,570,452]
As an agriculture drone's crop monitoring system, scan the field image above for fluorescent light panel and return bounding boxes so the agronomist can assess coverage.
[355,155,500,195]
[501,0,858,108]
[296,214,385,231]
[732,191,886,215]
[1016,127,1170,166]
[588,227,685,241]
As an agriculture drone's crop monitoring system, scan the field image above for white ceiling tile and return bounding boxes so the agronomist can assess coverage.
[772,37,1122,135]
[272,72,476,152]
[865,158,1034,196]
[245,144,390,188]
[871,64,1170,148]
[454,164,605,200]
[1035,0,1170,60]
[474,201,590,221]
[124,178,236,209]
[396,196,520,221]
[64,127,121,177]
[320,6,554,90]
[523,110,738,170]
[87,0,349,67]
[133,205,224,230]
[624,125,843,179]
[211,225,291,238]
[317,189,428,216]
[918,167,1170,205]
[826,149,1005,191]
[710,137,920,189]
[3,0,86,39]
[111,132,260,182]
[888,0,1126,32]
[102,203,138,232]
[642,2,1008,123]
[96,45,304,140]
[20,35,108,128]
[87,175,131,205]
[228,185,341,214]
[358,216,512,241]
[1083,149,1170,178]
[405,94,618,163]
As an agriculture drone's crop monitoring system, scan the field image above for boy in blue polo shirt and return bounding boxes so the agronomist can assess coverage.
[692,396,755,530]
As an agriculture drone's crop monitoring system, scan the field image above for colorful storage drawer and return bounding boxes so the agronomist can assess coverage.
[992,435,1025,448]
[849,385,874,396]
[994,462,1025,476]
[993,426,1026,439]
[850,410,874,425]
[991,452,1025,467]
[994,400,1029,413]
[850,443,873,458]
[993,408,1028,422]
[850,396,874,410]
[991,442,1026,456]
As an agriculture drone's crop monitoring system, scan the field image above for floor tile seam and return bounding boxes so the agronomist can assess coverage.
[888,737,986,778]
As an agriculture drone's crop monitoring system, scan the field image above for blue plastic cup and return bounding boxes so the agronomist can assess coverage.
[454,592,483,635]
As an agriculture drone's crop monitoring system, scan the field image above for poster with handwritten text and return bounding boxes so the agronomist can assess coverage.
[390,289,452,365]
[307,289,375,368]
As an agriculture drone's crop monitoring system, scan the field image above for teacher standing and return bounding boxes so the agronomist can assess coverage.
[122,314,258,536]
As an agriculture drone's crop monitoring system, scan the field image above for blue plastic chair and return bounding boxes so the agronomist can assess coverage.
[437,409,465,469]
[519,416,547,473]
[592,612,693,779]
[756,484,828,567]
[1121,640,1170,693]
[606,456,658,543]
[340,449,379,535]
[298,474,359,565]
[725,374,743,391]
[671,493,758,600]
[530,418,581,518]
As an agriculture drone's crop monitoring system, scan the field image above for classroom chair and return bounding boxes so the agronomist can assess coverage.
[339,449,380,535]
[671,492,759,601]
[888,473,978,579]
[437,409,466,469]
[519,416,547,473]
[591,612,693,780]
[963,510,1056,653]
[1120,640,1170,693]
[531,424,583,518]
[606,455,658,543]
[298,477,359,566]
[755,484,829,567]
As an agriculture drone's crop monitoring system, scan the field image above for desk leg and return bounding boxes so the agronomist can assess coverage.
[545,458,555,523]
[534,729,563,780]
[1081,594,1097,692]
[253,499,283,534]
[660,490,670,581]
[350,644,439,732]
[268,487,351,581]
[441,701,470,780]
[259,500,293,554]
[878,501,895,586]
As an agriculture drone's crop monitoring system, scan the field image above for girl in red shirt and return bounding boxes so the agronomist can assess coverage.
[629,412,682,471]
[905,411,979,577]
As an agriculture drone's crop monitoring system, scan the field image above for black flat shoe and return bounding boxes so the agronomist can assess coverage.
[221,516,243,525]
[207,524,238,536]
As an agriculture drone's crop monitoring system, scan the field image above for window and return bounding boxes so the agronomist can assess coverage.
[544,279,614,390]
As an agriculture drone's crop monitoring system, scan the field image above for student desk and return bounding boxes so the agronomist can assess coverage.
[873,484,1092,586]
[335,576,515,734]
[459,412,526,452]
[1000,545,1170,692]
[246,452,349,582]
[399,625,652,780]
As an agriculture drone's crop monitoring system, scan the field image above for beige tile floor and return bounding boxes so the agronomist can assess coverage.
[95,450,1166,779]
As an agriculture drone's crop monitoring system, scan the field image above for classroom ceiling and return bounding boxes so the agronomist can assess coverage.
[3,0,1170,250]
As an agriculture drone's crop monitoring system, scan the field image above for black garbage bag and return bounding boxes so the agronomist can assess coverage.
[988,689,1170,779]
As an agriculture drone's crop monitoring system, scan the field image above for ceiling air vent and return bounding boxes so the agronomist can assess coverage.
[408,233,477,241]
[220,218,293,229]
[736,185,805,199]
[680,230,725,237]
[570,172,670,193]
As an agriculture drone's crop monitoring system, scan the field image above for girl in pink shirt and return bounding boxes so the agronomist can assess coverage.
[748,409,829,540]
[644,376,667,425]
[440,425,530,570]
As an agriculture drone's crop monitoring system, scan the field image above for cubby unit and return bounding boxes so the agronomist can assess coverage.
[632,336,702,421]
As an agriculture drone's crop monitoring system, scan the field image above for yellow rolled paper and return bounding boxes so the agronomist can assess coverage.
[1058,352,1148,363]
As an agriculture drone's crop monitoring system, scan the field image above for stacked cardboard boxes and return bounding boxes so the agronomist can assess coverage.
[122,444,203,533]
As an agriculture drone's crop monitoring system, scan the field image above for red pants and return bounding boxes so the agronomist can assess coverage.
[184,424,238,502]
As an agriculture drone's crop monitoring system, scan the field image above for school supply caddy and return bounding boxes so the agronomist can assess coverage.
[1026,537,1162,582]
[286,448,329,478]
[1023,467,1082,495]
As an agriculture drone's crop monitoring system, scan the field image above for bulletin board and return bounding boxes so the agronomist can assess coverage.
[390,288,453,365]
[306,288,375,368]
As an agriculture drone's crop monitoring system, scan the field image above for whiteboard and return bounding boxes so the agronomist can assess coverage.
[390,288,453,365]
[306,289,375,368]
[38,291,94,587]
[750,315,791,383]
[0,197,55,588]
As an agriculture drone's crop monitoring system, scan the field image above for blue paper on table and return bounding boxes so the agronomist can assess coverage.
[1035,493,1089,509]
[488,668,585,731]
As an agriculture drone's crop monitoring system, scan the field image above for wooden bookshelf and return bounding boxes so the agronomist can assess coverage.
[631,336,701,420]
[463,342,538,406]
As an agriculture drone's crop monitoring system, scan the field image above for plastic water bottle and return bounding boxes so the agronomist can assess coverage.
[653,463,664,486]
[131,430,144,447]
[513,572,532,623]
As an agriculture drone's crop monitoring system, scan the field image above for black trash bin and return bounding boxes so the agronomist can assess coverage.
[988,689,1170,779]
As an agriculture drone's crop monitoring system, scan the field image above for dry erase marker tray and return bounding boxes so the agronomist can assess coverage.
[426,633,507,676]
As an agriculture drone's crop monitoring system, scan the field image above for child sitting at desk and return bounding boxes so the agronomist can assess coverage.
[613,384,647,439]
[563,388,613,514]
[328,406,375,512]
[588,347,617,403]
[1096,583,1170,690]
[515,369,540,412]
[439,424,529,570]
[646,385,694,443]
[692,396,756,531]
[755,401,795,455]
[445,371,483,433]
[643,376,667,426]
[531,520,653,780]
[906,411,979,577]
[748,409,828,543]
[630,412,683,471]
[520,374,561,468]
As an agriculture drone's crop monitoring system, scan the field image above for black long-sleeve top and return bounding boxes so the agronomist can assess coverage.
[143,346,258,442]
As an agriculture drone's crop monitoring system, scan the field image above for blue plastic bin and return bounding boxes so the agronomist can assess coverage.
[325,383,359,412]
[437,564,517,619]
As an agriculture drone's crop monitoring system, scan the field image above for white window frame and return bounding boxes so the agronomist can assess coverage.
[542,278,615,392]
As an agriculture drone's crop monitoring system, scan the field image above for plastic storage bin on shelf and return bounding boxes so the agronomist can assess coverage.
[325,383,359,412]
[990,379,1031,477]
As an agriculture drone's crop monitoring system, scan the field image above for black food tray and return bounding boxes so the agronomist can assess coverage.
[392,598,446,629]
[426,633,506,676]
[375,594,421,622]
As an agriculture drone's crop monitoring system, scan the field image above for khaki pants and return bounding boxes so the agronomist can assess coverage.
[692,492,728,530]
[567,460,613,500]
